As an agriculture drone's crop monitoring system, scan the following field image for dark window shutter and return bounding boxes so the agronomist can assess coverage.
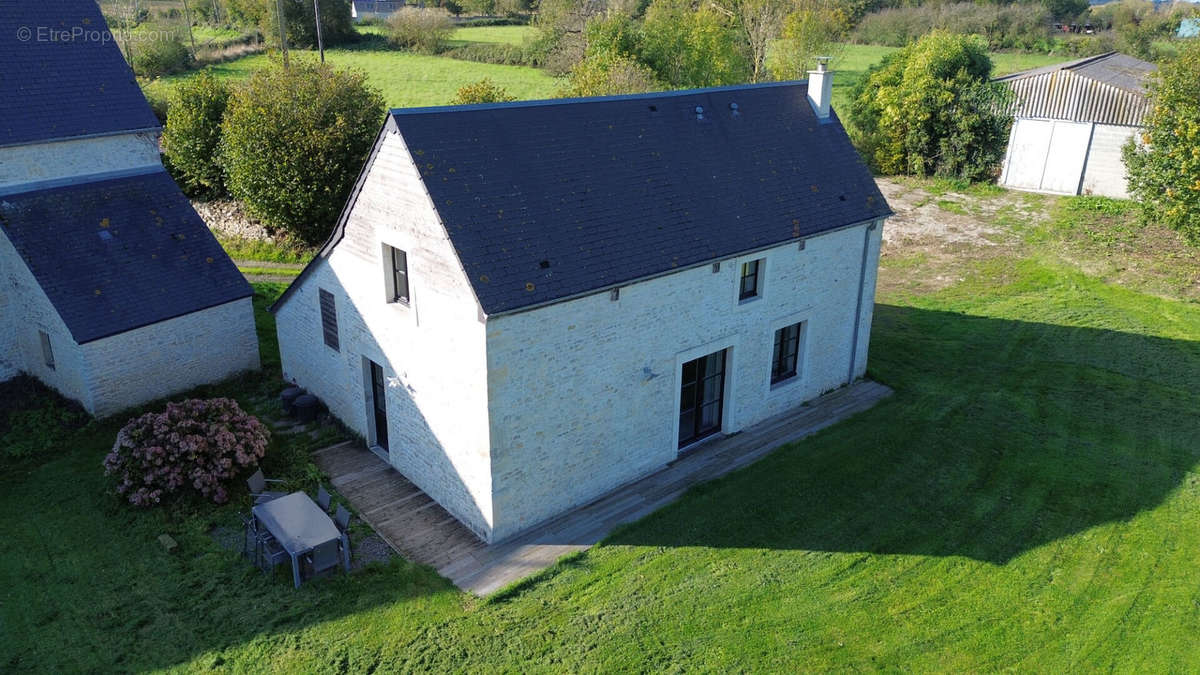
[319,289,340,351]
[39,330,55,370]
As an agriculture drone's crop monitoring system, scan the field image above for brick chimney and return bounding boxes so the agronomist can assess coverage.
[807,57,833,120]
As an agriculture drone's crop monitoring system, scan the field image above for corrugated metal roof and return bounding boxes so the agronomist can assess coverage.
[996,52,1155,127]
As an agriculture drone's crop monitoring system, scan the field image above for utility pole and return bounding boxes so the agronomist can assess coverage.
[276,0,290,68]
[313,0,325,63]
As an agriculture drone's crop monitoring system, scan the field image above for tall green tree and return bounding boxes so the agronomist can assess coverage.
[769,0,849,80]
[1124,42,1200,244]
[848,31,1012,182]
[640,0,750,88]
[220,60,385,244]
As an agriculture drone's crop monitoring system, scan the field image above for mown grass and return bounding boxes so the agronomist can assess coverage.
[142,39,558,109]
[4,200,1200,669]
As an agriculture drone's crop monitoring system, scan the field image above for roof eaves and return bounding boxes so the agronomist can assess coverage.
[389,80,810,117]
[486,213,893,320]
[0,126,162,151]
[75,293,254,345]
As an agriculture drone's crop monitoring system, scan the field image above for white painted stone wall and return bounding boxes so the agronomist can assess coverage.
[275,128,495,540]
[81,298,260,418]
[0,133,160,192]
[1081,124,1139,199]
[484,221,884,541]
[0,228,95,410]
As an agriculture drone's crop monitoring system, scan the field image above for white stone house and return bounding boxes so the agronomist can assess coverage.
[0,2,259,417]
[997,52,1155,199]
[273,71,892,543]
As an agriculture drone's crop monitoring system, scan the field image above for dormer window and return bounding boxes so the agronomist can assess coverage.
[739,259,762,300]
[385,245,409,304]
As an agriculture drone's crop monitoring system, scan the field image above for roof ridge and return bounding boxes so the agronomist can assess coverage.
[390,80,810,116]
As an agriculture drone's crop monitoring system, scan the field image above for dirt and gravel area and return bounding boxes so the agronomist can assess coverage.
[874,177,1200,301]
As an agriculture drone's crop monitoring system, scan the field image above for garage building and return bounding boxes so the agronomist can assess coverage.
[997,52,1154,199]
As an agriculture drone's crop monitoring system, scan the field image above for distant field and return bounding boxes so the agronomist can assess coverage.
[830,44,1065,113]
[448,25,537,46]
[141,35,1068,113]
[143,45,558,109]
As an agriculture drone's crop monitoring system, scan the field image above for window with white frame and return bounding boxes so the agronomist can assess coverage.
[739,259,762,300]
[771,322,803,384]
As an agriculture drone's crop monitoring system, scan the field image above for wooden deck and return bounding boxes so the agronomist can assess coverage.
[313,380,893,595]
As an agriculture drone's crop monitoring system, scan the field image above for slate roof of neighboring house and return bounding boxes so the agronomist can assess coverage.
[0,171,253,344]
[0,0,160,147]
[996,52,1155,94]
[278,82,891,316]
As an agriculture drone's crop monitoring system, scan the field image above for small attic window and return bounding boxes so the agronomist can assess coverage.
[648,105,658,112]
[39,331,54,370]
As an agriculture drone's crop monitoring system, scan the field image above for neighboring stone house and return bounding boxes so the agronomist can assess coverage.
[351,1,405,22]
[272,67,892,543]
[997,52,1155,198]
[0,2,259,417]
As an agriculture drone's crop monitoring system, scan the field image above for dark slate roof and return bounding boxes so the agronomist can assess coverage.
[0,171,253,344]
[996,52,1155,94]
[0,0,160,147]
[394,83,890,315]
[275,82,891,316]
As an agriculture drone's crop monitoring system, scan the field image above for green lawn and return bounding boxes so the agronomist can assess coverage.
[143,42,557,109]
[830,44,1066,115]
[3,186,1200,670]
[448,24,537,46]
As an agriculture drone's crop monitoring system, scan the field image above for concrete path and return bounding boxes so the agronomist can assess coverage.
[312,380,893,595]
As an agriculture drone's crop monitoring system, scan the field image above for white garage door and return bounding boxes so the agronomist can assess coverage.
[1001,119,1094,195]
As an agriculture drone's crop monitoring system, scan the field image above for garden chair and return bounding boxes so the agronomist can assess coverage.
[316,484,332,513]
[304,539,342,581]
[258,535,289,576]
[240,513,261,562]
[246,469,287,504]
[334,504,352,533]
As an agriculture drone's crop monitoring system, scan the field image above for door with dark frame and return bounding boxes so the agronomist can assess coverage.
[678,349,727,449]
[369,360,389,451]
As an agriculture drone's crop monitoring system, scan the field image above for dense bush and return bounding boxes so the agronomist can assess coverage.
[853,3,1054,51]
[452,78,518,104]
[849,31,1012,182]
[103,398,270,506]
[131,30,193,78]
[1124,41,1200,244]
[386,7,455,53]
[163,71,231,197]
[220,60,385,244]
[441,42,544,66]
[560,52,663,97]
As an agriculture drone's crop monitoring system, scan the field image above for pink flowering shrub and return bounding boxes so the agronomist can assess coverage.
[103,398,271,506]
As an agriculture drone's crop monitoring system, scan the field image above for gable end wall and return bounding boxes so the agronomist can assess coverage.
[275,129,494,540]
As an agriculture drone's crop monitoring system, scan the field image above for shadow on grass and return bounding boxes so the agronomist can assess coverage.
[607,304,1200,565]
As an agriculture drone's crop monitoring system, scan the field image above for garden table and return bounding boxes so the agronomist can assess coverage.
[253,491,350,588]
